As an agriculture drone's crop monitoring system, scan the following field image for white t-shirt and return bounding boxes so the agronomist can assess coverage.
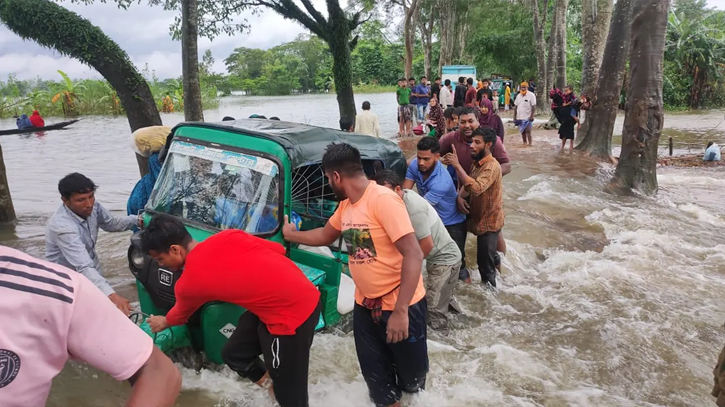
[515,92,537,120]
[439,86,453,108]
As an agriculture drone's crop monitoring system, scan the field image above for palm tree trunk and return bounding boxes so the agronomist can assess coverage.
[609,0,669,195]
[580,0,613,98]
[328,32,357,121]
[437,0,455,74]
[533,0,551,114]
[403,0,420,78]
[419,11,434,79]
[576,0,632,158]
[0,144,15,222]
[181,0,204,122]
[546,0,559,95]
[555,0,568,90]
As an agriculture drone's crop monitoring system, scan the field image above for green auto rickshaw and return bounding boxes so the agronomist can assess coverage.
[127,119,406,364]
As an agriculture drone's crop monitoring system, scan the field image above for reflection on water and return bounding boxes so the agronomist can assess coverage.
[1,96,724,406]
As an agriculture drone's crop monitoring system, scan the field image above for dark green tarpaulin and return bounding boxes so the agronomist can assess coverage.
[173,119,407,177]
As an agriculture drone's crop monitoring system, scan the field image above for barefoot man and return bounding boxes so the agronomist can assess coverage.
[142,214,322,407]
[283,143,427,407]
[514,81,536,145]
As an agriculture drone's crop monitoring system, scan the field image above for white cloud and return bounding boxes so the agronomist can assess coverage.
[0,53,97,80]
[0,0,312,80]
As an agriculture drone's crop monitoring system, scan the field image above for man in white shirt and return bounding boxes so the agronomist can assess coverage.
[354,101,382,138]
[513,81,537,145]
[439,79,453,109]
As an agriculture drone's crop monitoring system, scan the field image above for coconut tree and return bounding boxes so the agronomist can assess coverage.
[665,11,725,109]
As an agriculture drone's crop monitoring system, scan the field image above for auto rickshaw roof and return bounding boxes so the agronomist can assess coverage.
[173,119,407,172]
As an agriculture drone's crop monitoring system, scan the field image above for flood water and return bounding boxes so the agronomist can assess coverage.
[1,95,724,407]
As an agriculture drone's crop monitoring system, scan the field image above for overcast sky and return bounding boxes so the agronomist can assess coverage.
[1,0,724,81]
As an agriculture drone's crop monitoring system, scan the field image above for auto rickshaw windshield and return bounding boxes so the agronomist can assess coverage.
[146,140,281,234]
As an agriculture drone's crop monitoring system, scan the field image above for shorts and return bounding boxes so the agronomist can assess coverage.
[354,299,429,407]
[398,105,412,123]
[221,300,322,407]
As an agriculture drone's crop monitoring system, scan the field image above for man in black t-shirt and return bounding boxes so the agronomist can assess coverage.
[453,77,467,107]
[476,79,493,105]
[430,77,441,102]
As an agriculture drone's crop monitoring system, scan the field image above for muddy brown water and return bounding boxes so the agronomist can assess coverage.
[1,95,724,406]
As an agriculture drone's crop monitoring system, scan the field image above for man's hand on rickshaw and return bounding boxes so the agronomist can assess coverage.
[109,293,132,316]
[282,215,297,239]
[147,315,170,333]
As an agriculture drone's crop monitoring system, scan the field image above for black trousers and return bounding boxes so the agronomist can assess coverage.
[220,300,322,407]
[477,231,500,287]
[445,221,468,279]
[354,299,429,407]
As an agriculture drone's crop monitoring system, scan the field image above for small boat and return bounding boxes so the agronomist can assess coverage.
[0,119,80,136]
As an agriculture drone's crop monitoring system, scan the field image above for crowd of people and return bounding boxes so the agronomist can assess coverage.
[0,84,514,407]
[0,114,508,407]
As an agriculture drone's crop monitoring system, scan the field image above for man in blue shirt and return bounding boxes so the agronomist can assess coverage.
[413,76,431,124]
[403,137,467,279]
[46,173,141,315]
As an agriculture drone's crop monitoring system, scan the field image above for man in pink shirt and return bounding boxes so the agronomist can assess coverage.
[0,246,181,407]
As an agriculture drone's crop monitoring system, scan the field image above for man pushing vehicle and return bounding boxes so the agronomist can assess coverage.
[141,214,321,407]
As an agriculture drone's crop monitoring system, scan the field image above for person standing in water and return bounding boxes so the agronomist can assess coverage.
[142,215,322,407]
[447,127,504,288]
[283,143,427,407]
[375,171,461,334]
[0,246,181,407]
[46,173,141,315]
[355,101,382,138]
[440,107,511,283]
[396,78,413,137]
[403,137,466,261]
[514,81,536,145]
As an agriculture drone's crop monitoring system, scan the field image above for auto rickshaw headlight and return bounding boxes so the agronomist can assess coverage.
[129,245,146,270]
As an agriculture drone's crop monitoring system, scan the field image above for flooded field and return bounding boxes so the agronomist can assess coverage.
[1,95,724,406]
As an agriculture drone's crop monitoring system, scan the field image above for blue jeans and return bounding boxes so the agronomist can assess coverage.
[416,104,428,122]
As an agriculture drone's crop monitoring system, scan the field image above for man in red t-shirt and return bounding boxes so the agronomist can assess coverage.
[464,78,477,107]
[142,214,321,407]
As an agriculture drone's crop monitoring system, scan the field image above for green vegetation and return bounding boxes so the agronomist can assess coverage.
[3,0,723,116]
[663,0,725,109]
[468,0,724,110]
[0,67,219,119]
[219,30,405,96]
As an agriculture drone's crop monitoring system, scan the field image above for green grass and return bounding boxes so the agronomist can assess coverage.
[353,84,397,93]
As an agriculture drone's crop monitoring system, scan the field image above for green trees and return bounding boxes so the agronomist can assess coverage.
[223,35,331,95]
[664,1,725,109]
[250,0,367,120]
